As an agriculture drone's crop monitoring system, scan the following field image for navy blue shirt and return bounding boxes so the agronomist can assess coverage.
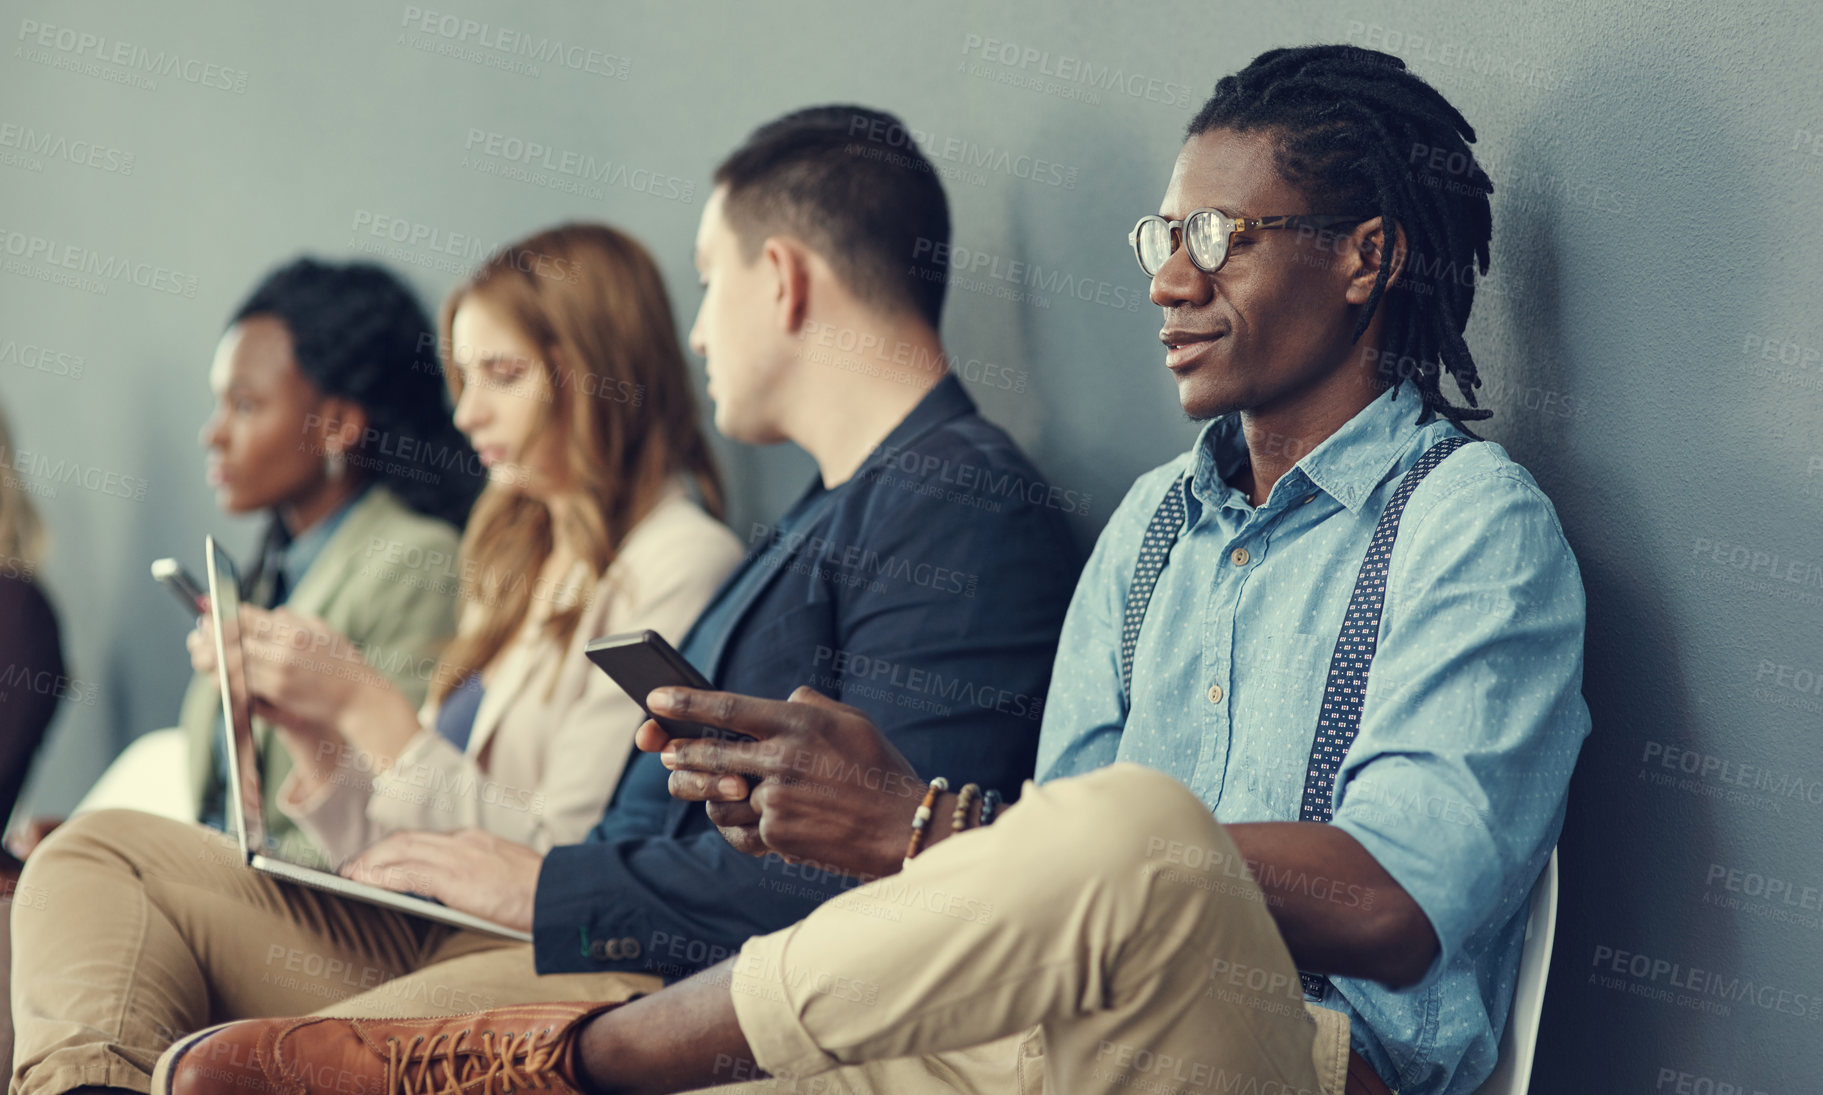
[673,481,841,677]
[532,375,1082,979]
[434,673,486,752]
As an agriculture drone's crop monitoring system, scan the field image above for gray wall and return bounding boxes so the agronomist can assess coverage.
[3,1,1818,1088]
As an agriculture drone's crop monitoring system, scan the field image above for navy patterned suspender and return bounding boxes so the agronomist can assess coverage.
[1118,437,1474,997]
[1118,477,1188,698]
[1298,437,1472,823]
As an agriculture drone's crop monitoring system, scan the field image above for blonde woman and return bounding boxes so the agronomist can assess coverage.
[0,398,63,867]
[196,224,741,864]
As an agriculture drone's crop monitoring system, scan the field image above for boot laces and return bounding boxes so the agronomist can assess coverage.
[382,1026,566,1095]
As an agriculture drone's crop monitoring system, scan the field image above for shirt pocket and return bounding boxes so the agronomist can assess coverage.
[1232,632,1329,819]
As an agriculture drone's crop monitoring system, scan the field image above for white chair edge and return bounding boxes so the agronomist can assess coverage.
[70,726,194,822]
[1469,848,1560,1095]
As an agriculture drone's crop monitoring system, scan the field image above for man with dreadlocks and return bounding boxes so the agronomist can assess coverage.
[155,44,1587,1095]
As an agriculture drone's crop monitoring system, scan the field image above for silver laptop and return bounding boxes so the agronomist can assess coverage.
[205,534,532,942]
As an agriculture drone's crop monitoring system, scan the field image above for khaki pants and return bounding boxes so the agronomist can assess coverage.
[7,811,659,1095]
[713,764,1352,1095]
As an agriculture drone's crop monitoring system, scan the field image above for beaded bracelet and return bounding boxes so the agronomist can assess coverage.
[979,788,1002,827]
[952,783,981,833]
[903,777,948,867]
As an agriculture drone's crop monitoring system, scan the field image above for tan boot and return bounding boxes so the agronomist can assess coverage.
[150,1001,621,1095]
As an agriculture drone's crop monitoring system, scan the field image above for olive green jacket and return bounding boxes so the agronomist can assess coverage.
[178,486,462,867]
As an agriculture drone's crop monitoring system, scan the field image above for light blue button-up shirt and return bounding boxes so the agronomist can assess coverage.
[1036,383,1590,1095]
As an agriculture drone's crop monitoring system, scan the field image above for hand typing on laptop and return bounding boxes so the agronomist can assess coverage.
[339,827,543,933]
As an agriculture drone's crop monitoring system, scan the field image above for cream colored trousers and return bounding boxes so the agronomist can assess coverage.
[7,811,659,1095]
[712,764,1351,1095]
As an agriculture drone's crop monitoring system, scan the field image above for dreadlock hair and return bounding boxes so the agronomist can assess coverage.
[1187,44,1495,430]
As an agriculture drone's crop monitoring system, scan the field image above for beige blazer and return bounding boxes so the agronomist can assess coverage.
[278,482,742,863]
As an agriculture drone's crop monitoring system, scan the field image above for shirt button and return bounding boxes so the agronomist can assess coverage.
[1207,684,1224,704]
[1230,547,1250,566]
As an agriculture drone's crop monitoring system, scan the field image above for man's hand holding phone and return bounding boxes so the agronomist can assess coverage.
[583,630,733,739]
[638,685,932,881]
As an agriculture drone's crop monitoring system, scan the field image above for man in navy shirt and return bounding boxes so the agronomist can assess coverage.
[518,105,1076,978]
[7,105,1078,1095]
[492,106,1080,980]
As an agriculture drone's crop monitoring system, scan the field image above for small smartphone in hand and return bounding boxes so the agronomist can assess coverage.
[584,630,746,740]
[151,557,208,616]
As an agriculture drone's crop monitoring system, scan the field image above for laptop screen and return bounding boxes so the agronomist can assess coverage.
[205,535,266,859]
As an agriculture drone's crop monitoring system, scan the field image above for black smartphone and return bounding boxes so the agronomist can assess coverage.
[584,630,746,740]
[151,557,209,616]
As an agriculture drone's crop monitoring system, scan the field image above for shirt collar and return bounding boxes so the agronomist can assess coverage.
[1190,383,1440,516]
[276,484,370,593]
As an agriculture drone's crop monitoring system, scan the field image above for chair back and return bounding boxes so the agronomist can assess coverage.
[1470,848,1560,1095]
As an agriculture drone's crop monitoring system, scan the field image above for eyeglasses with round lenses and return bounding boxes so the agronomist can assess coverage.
[1128,208,1365,277]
